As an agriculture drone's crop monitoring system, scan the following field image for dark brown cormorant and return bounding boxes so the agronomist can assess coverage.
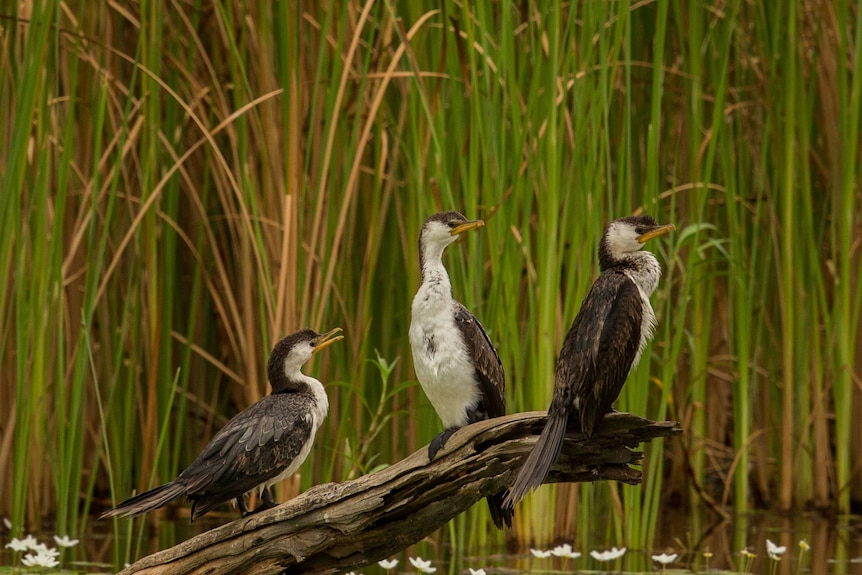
[100,328,343,522]
[504,215,674,508]
[409,211,512,529]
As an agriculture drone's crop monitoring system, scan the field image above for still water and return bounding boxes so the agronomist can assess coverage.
[2,510,861,574]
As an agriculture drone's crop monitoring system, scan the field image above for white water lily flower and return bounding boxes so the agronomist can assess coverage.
[19,534,40,551]
[530,549,552,558]
[468,569,486,575]
[21,553,60,568]
[54,534,80,548]
[31,543,60,558]
[550,544,569,556]
[409,557,437,574]
[590,546,627,561]
[651,553,678,565]
[766,539,786,559]
[799,540,810,551]
[550,544,581,559]
[5,538,30,552]
[409,557,431,570]
[378,559,399,569]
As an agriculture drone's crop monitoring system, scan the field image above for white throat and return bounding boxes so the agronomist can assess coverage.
[623,251,662,295]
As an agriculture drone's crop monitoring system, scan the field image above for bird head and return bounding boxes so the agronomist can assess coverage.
[599,215,674,267]
[420,211,484,248]
[417,211,485,271]
[267,328,343,391]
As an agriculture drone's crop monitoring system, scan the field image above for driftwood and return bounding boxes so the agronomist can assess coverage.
[119,411,681,575]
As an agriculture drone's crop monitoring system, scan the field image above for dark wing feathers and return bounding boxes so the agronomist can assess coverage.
[591,276,642,412]
[453,302,512,528]
[453,302,506,420]
[179,395,313,506]
[553,270,642,436]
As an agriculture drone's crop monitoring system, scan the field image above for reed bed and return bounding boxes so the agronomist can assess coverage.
[0,0,859,560]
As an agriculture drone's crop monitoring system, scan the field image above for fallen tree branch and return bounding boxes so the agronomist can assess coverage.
[119,411,681,575]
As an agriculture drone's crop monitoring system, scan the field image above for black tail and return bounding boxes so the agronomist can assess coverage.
[100,480,186,519]
[486,491,513,529]
[503,411,568,510]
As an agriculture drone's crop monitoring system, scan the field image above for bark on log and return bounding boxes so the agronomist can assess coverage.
[119,411,681,575]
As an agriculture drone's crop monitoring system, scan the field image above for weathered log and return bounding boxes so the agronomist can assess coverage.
[119,411,681,575]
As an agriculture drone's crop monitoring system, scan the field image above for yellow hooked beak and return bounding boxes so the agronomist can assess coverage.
[312,327,344,355]
[449,219,485,236]
[637,223,675,243]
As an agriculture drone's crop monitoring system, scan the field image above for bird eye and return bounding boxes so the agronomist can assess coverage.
[447,221,457,228]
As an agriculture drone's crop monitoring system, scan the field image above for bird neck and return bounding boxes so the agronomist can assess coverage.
[599,248,650,270]
[271,372,317,394]
[273,374,330,424]
[603,251,662,295]
[419,247,453,291]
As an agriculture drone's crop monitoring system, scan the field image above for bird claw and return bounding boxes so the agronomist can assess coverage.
[253,488,280,513]
[253,500,278,513]
[428,427,458,460]
[238,489,280,516]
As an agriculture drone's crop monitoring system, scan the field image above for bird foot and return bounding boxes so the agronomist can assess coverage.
[253,499,279,513]
[252,488,280,513]
[428,427,459,460]
[236,496,252,517]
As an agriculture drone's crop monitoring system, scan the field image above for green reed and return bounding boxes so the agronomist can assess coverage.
[833,0,862,514]
[0,1,860,565]
[4,0,54,535]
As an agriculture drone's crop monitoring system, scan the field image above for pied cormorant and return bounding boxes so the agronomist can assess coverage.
[505,215,674,508]
[409,211,512,529]
[100,328,343,522]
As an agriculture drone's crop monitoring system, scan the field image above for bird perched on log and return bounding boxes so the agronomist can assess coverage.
[505,215,674,508]
[409,211,512,528]
[101,328,343,522]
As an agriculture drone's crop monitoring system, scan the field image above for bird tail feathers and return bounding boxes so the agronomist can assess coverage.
[503,412,568,510]
[486,491,513,529]
[100,480,186,519]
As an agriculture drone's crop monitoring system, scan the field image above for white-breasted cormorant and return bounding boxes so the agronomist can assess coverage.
[505,215,674,508]
[409,211,512,528]
[100,328,343,522]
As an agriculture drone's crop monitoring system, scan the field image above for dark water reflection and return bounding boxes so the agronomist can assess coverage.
[422,511,861,575]
[494,512,862,574]
[494,511,862,574]
[1,510,860,574]
[647,510,862,574]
